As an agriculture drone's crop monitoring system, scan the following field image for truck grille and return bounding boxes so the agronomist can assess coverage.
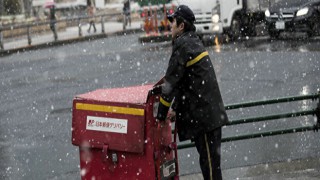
[269,12,294,21]
[195,21,212,24]
[195,12,212,24]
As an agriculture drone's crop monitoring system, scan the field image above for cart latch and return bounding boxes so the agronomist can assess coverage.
[102,144,109,161]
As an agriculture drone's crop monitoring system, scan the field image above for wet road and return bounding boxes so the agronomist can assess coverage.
[0,34,320,179]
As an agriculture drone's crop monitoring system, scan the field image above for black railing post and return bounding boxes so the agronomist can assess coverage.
[53,21,58,41]
[0,27,3,50]
[123,14,126,31]
[101,15,105,33]
[78,17,82,37]
[27,25,32,45]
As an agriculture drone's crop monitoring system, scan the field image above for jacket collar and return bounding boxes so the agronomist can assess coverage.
[172,31,196,51]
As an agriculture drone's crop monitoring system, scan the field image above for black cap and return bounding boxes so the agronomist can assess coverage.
[167,5,195,24]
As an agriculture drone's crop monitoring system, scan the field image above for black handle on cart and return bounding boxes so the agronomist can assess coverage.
[158,120,180,180]
[172,120,179,178]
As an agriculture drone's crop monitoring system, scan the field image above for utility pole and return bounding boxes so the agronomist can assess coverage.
[23,0,33,18]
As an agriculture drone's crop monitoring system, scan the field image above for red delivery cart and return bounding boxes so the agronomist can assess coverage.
[72,82,179,179]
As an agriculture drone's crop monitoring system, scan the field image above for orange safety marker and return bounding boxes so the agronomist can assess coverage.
[144,8,150,35]
[150,5,154,35]
[154,7,158,35]
[164,4,168,32]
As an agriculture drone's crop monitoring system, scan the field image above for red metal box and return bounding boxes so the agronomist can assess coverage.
[71,84,177,179]
[72,86,151,153]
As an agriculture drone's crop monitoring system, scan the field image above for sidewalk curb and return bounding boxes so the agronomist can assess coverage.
[0,28,143,57]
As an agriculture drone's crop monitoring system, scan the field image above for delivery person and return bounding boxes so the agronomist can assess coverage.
[154,5,229,180]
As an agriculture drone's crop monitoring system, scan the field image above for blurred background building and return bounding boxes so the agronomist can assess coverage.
[0,0,130,23]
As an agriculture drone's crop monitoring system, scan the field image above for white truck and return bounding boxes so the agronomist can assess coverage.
[212,0,273,39]
[175,0,272,40]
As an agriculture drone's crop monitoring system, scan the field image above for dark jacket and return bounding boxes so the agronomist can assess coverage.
[157,31,229,141]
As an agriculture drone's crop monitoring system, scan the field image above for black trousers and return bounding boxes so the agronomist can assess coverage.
[194,127,222,180]
[88,21,96,32]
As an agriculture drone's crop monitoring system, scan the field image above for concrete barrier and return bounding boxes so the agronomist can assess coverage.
[2,21,67,38]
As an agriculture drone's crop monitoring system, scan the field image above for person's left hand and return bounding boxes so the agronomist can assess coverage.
[167,110,176,122]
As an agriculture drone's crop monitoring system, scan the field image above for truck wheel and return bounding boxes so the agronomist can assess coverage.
[269,31,280,39]
[229,16,242,40]
[310,21,320,37]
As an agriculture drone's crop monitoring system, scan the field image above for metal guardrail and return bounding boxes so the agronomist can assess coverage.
[177,92,320,150]
[0,13,123,50]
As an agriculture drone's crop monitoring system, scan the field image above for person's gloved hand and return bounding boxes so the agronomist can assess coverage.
[150,85,162,95]
[167,110,176,122]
